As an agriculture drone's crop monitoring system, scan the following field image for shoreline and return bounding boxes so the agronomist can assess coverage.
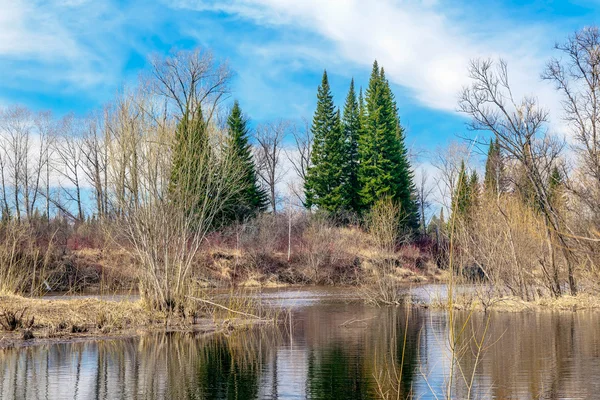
[4,286,600,349]
[0,294,265,350]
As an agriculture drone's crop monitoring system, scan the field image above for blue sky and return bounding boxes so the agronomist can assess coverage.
[0,0,597,161]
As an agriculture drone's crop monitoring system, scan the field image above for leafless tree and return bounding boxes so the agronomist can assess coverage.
[34,111,56,222]
[459,58,576,295]
[0,106,53,221]
[148,48,231,124]
[112,50,245,310]
[52,114,85,222]
[0,141,9,218]
[433,141,472,211]
[285,118,312,204]
[80,114,109,219]
[417,167,435,235]
[255,121,288,213]
[543,26,600,218]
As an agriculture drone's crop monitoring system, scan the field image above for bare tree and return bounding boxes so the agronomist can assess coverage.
[34,111,56,221]
[255,121,288,213]
[543,27,600,217]
[0,106,53,221]
[53,114,85,222]
[417,167,435,235]
[459,58,576,295]
[0,140,9,218]
[148,48,231,124]
[285,118,312,204]
[112,50,245,310]
[433,141,472,211]
[81,114,108,219]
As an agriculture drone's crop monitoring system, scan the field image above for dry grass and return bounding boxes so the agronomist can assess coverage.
[426,289,600,312]
[0,288,280,347]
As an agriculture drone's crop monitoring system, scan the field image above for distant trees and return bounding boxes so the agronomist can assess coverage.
[304,62,418,230]
[254,121,287,213]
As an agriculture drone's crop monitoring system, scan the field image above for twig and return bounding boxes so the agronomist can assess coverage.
[340,316,376,327]
[185,296,264,320]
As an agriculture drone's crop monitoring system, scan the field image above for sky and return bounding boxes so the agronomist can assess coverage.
[0,0,598,208]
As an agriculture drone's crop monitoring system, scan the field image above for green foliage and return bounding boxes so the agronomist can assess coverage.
[469,169,480,208]
[304,62,418,231]
[452,160,472,219]
[342,79,361,213]
[358,62,418,229]
[169,109,210,216]
[484,137,504,195]
[305,71,349,212]
[223,101,268,221]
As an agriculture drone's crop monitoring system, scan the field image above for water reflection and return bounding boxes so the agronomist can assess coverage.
[2,299,600,399]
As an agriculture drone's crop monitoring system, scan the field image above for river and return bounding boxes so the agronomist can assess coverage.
[1,286,599,399]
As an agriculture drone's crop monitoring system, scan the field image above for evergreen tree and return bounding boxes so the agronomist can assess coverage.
[169,110,210,215]
[342,78,361,213]
[305,71,348,212]
[469,170,480,210]
[358,61,418,229]
[484,137,504,195]
[224,101,268,220]
[452,160,471,218]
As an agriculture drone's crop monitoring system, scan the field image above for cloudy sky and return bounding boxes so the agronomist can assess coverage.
[0,0,596,162]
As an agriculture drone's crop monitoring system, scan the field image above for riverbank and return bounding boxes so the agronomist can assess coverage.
[0,294,265,349]
[425,288,600,312]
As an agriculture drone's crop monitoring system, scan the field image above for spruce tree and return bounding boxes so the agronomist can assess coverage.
[484,137,504,195]
[358,61,418,229]
[304,70,348,212]
[342,79,361,213]
[469,170,479,210]
[224,101,268,220]
[452,160,471,218]
[170,110,209,214]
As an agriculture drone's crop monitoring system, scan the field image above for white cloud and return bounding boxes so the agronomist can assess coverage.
[0,0,137,93]
[174,0,566,131]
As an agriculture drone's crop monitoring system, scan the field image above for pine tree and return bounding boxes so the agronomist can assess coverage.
[224,100,268,220]
[358,61,418,229]
[305,71,348,212]
[342,78,361,213]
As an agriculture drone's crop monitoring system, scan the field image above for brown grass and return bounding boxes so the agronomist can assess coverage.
[0,290,277,348]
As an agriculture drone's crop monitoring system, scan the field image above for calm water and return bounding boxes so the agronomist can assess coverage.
[2,287,600,399]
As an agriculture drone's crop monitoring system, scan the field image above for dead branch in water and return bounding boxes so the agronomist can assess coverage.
[186,296,264,320]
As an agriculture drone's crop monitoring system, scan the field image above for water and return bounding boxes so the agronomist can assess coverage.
[2,287,600,399]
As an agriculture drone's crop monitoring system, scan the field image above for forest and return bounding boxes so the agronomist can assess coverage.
[1,26,600,325]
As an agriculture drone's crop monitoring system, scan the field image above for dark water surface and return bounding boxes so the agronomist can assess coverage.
[2,287,600,399]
